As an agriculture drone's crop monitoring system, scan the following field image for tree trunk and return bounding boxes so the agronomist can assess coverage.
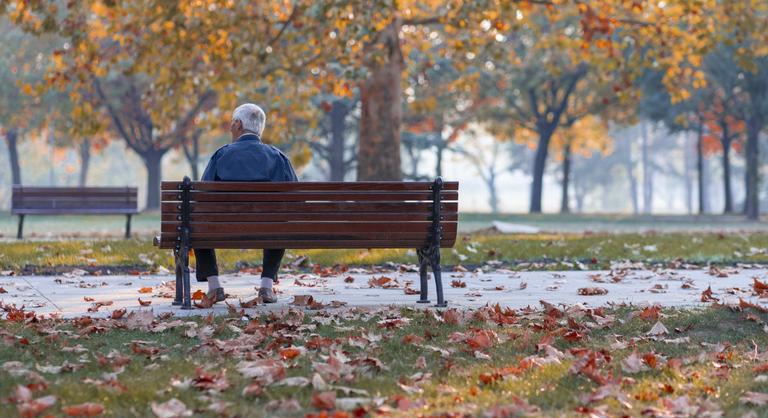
[488,170,499,214]
[529,125,555,213]
[721,127,733,214]
[4,129,22,186]
[641,121,653,214]
[78,138,91,187]
[624,139,639,215]
[682,133,693,214]
[180,131,201,180]
[141,150,166,210]
[435,141,445,178]
[696,123,706,214]
[329,100,348,181]
[744,113,761,220]
[357,17,403,181]
[560,143,572,214]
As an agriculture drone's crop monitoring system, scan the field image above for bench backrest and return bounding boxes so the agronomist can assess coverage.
[157,180,458,250]
[11,186,139,215]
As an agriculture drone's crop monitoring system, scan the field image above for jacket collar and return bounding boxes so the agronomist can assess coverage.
[236,133,262,143]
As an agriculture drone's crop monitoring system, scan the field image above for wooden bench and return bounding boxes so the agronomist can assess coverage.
[12,186,139,239]
[154,177,459,309]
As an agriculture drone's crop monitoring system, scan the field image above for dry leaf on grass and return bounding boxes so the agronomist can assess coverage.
[647,321,669,337]
[151,398,192,418]
[62,402,105,417]
[740,391,768,406]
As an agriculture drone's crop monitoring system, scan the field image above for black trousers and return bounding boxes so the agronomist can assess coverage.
[194,249,285,282]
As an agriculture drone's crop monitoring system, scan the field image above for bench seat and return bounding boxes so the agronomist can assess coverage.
[154,177,459,308]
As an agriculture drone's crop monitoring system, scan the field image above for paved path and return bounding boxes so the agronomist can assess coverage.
[2,267,767,318]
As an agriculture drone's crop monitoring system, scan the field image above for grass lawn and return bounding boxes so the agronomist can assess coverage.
[0,231,767,274]
[2,304,768,416]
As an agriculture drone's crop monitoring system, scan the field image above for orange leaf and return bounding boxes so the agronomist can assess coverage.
[138,287,153,294]
[62,402,105,417]
[110,308,127,319]
[279,347,302,360]
[191,289,205,300]
[312,391,336,410]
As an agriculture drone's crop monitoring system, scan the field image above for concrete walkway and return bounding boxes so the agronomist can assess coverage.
[2,267,767,318]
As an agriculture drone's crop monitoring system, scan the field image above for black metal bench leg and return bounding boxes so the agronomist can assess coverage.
[172,250,183,306]
[17,215,24,239]
[430,249,447,308]
[180,248,192,310]
[416,248,430,303]
[125,214,132,239]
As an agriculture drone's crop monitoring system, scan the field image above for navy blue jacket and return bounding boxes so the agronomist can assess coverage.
[201,133,298,182]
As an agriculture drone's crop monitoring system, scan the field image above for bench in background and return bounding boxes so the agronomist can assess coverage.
[154,177,459,309]
[12,186,139,239]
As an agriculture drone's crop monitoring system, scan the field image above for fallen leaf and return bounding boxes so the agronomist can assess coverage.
[312,391,336,410]
[578,287,608,296]
[451,280,467,288]
[18,395,57,418]
[62,402,105,417]
[191,289,205,300]
[138,287,153,294]
[110,308,127,320]
[648,321,669,337]
[291,295,314,307]
[753,278,768,296]
[194,293,214,309]
[239,297,260,308]
[151,398,192,418]
[701,286,719,303]
[740,391,768,406]
[138,298,152,306]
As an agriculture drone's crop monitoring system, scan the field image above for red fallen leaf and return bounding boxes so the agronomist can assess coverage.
[466,329,498,350]
[401,334,424,345]
[83,296,95,302]
[442,309,462,325]
[451,280,467,288]
[638,305,661,322]
[242,383,263,397]
[87,300,113,313]
[343,276,355,283]
[131,342,160,357]
[291,295,314,306]
[239,297,260,308]
[194,293,214,309]
[701,286,719,303]
[138,298,151,306]
[642,352,658,369]
[753,363,768,373]
[753,277,768,295]
[479,372,501,385]
[403,287,420,295]
[191,289,205,300]
[74,316,93,327]
[739,298,768,313]
[62,402,105,417]
[563,330,584,343]
[667,358,683,370]
[18,396,57,418]
[0,287,7,293]
[110,308,127,320]
[138,287,153,294]
[279,347,302,360]
[578,287,608,296]
[368,276,399,288]
[312,391,336,410]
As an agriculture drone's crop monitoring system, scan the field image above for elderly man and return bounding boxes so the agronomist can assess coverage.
[194,103,298,304]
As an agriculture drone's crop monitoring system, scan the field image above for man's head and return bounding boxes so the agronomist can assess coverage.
[230,103,266,140]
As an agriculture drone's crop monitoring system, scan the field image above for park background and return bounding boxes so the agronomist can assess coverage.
[1,0,768,228]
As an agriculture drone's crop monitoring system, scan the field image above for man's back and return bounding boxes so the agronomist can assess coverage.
[201,133,297,182]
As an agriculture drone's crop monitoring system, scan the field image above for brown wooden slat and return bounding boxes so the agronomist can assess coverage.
[161,181,458,192]
[161,221,457,234]
[161,191,457,202]
[11,209,139,215]
[160,212,458,222]
[162,202,458,214]
[158,239,454,249]
[15,196,137,203]
[14,201,136,208]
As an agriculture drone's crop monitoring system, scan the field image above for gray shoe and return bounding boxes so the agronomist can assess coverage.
[207,287,226,303]
[259,288,277,304]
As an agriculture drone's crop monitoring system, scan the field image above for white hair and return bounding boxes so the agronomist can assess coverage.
[232,103,266,136]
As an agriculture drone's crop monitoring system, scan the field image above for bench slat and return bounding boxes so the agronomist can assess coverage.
[161,181,458,192]
[157,239,456,249]
[160,212,458,222]
[11,209,139,215]
[161,191,457,202]
[161,202,458,214]
[161,221,457,234]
